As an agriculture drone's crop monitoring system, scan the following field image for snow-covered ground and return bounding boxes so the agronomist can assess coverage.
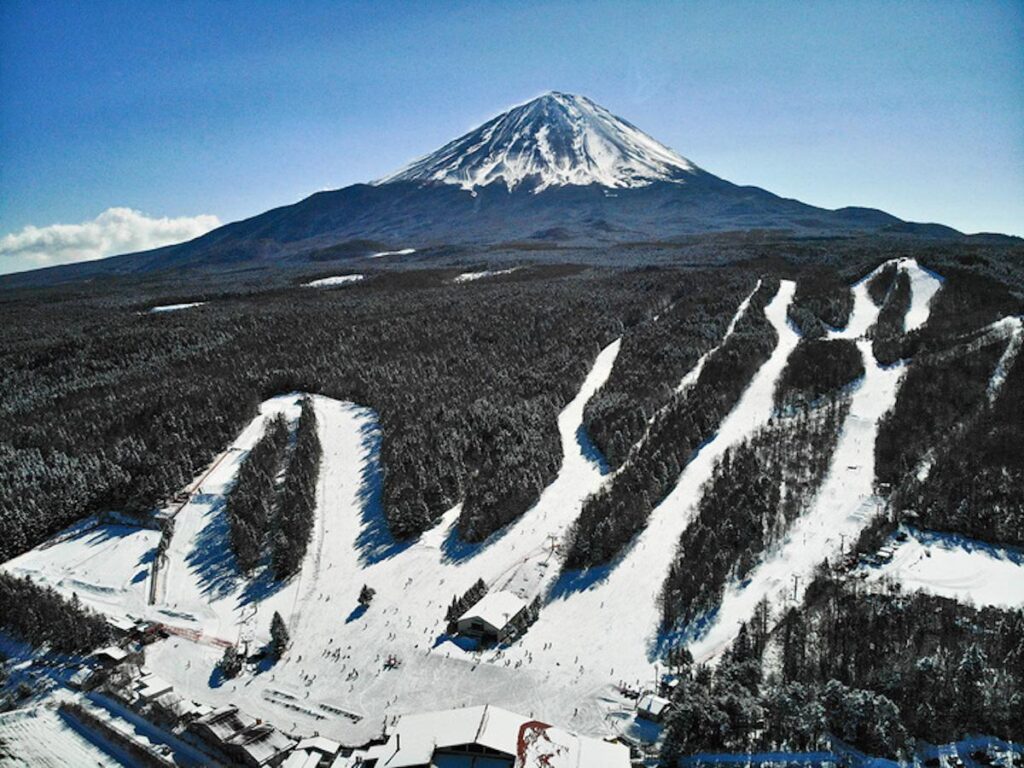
[495,281,799,710]
[2,341,637,743]
[0,280,814,744]
[4,259,981,748]
[304,274,364,288]
[148,302,205,313]
[689,259,943,663]
[861,528,1024,609]
[4,521,159,622]
[453,267,521,283]
[367,248,415,259]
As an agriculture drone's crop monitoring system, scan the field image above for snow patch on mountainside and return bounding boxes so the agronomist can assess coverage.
[376,92,698,193]
[305,274,364,288]
[367,248,415,259]
[454,267,521,283]
[988,316,1023,400]
[149,302,205,313]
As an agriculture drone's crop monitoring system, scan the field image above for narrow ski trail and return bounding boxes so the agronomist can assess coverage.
[492,281,799,725]
[688,258,943,663]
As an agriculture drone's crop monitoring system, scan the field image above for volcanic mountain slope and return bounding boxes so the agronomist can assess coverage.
[5,92,971,285]
[376,91,701,192]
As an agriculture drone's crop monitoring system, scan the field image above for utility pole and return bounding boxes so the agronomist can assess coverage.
[792,574,799,602]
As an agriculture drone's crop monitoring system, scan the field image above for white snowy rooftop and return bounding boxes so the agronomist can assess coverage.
[296,735,341,755]
[459,590,527,629]
[349,705,629,768]
[134,673,173,701]
[283,749,322,768]
[92,645,128,663]
[637,693,671,719]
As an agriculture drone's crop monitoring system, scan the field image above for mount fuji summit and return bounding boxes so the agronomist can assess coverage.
[14,92,963,280]
[377,91,701,193]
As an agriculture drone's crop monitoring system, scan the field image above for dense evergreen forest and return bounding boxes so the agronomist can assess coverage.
[869,270,913,365]
[0,572,112,653]
[3,263,740,562]
[659,571,1024,763]
[563,279,781,568]
[226,413,289,573]
[3,239,1024,757]
[2,238,1019,566]
[660,333,861,630]
[774,338,863,411]
[273,397,322,577]
[659,398,848,630]
[582,271,756,469]
[874,267,1024,547]
[785,269,854,338]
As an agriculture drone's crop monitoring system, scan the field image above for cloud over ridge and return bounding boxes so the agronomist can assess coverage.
[0,207,221,272]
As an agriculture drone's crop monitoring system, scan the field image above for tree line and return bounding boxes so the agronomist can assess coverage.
[786,268,854,338]
[870,269,912,365]
[272,398,321,578]
[659,393,848,630]
[226,413,288,573]
[563,279,781,569]
[0,266,664,563]
[582,271,756,469]
[659,570,1023,764]
[875,267,1024,546]
[774,338,863,411]
[0,572,112,653]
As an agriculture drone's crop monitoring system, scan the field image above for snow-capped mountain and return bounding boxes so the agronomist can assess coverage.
[377,92,699,193]
[6,92,979,285]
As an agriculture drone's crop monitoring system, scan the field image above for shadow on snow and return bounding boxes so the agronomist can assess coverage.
[354,418,412,566]
[186,496,242,602]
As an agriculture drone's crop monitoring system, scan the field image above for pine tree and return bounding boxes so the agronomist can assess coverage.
[220,645,242,678]
[359,584,375,607]
[270,611,289,659]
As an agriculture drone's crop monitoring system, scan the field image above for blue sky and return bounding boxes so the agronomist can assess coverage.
[1,1,1022,272]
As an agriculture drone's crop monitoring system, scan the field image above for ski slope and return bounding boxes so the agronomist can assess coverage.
[861,528,1024,609]
[492,282,799,714]
[4,521,159,622]
[688,259,943,663]
[2,262,954,745]
[147,340,627,744]
[988,316,1023,400]
[674,279,762,395]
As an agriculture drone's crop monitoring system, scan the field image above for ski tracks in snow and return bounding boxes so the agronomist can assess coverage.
[498,281,800,692]
[689,258,943,663]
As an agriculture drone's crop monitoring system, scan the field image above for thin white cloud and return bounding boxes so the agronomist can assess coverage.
[0,207,221,271]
